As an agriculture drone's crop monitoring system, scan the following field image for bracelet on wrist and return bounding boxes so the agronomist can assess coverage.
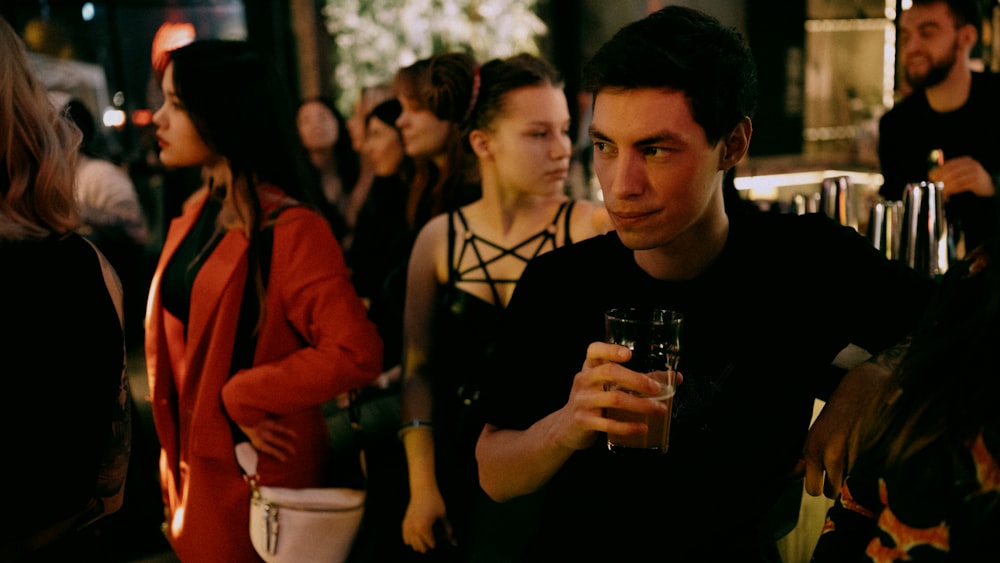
[397,420,433,440]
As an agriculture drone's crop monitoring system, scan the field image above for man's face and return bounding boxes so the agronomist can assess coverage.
[589,88,726,252]
[899,2,964,89]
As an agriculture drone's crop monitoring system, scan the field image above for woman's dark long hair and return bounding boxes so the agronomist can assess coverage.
[167,39,331,329]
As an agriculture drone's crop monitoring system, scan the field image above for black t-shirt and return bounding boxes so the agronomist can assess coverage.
[478,212,937,562]
[878,71,1000,252]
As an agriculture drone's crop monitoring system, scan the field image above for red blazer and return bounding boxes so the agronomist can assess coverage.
[145,185,382,562]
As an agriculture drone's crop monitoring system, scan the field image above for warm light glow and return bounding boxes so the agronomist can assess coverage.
[884,24,896,109]
[151,22,196,77]
[102,108,127,128]
[132,109,154,127]
[734,170,883,192]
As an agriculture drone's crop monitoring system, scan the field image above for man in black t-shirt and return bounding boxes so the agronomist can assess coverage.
[878,0,1000,255]
[475,6,937,562]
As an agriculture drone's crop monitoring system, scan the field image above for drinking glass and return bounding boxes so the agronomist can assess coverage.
[604,307,682,454]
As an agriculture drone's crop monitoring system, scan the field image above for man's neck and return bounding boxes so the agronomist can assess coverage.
[633,212,730,282]
[925,61,973,113]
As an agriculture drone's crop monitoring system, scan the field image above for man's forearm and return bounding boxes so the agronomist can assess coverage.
[476,418,575,502]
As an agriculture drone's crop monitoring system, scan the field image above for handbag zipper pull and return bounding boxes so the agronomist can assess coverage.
[264,502,279,554]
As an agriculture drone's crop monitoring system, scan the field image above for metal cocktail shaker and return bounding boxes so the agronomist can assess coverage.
[819,175,858,231]
[867,199,904,260]
[899,180,949,278]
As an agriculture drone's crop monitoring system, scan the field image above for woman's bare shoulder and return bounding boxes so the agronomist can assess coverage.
[569,198,613,241]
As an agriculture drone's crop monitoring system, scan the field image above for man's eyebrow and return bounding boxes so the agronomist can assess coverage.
[634,133,678,146]
[589,126,679,147]
[588,126,611,141]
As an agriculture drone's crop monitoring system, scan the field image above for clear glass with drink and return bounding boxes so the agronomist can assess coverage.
[603,307,682,454]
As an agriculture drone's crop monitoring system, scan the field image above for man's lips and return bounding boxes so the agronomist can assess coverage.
[610,210,657,226]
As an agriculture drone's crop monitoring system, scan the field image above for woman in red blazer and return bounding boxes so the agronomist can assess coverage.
[145,40,383,562]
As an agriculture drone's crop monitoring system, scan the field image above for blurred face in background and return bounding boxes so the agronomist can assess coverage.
[364,116,405,177]
[296,100,339,151]
[474,85,571,197]
[152,62,214,168]
[898,2,969,89]
[347,86,393,153]
[396,95,451,160]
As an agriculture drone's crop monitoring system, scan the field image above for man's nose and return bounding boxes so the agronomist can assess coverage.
[608,151,646,197]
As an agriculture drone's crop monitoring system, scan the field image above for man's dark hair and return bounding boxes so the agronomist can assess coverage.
[911,0,983,29]
[582,5,758,145]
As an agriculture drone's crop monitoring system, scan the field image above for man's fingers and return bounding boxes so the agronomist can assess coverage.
[584,341,630,367]
[803,456,825,497]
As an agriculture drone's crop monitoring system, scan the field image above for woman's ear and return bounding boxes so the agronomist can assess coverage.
[469,130,491,158]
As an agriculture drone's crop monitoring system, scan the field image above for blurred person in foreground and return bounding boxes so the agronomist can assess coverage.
[146,39,382,562]
[474,6,937,562]
[60,95,152,347]
[0,15,130,561]
[878,0,999,256]
[811,234,1000,560]
[61,96,149,252]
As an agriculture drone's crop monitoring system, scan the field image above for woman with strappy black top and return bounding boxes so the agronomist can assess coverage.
[398,53,611,562]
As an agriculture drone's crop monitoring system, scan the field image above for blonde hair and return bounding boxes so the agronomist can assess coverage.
[0,16,82,240]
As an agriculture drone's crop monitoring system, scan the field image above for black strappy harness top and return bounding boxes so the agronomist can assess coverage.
[446,200,576,307]
[429,200,577,457]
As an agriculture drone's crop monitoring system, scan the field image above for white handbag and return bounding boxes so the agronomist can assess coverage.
[237,442,365,563]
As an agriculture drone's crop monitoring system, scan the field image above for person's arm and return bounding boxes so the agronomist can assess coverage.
[477,342,665,502]
[799,336,911,498]
[84,239,131,525]
[222,208,383,432]
[399,216,450,553]
[932,156,997,200]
